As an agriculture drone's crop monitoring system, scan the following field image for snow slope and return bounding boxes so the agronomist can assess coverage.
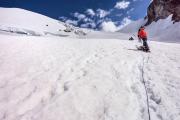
[0,34,180,120]
[120,15,180,43]
[0,7,87,37]
[0,8,180,120]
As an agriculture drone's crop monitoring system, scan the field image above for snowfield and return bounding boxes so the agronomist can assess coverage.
[0,34,180,120]
[0,7,180,120]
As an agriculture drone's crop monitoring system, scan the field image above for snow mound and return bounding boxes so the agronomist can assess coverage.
[0,7,87,37]
[119,19,147,33]
[119,15,180,43]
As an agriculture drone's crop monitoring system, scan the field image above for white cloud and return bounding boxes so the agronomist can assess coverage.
[86,9,95,16]
[81,17,96,28]
[115,1,130,9]
[133,0,143,2]
[99,17,132,32]
[65,19,78,26]
[127,8,134,14]
[100,21,117,32]
[118,17,133,29]
[83,17,94,23]
[80,22,96,28]
[116,13,123,17]
[73,12,86,20]
[96,9,110,18]
[59,16,68,21]
[133,0,143,1]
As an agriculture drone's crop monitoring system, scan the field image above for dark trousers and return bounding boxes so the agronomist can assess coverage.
[142,38,149,51]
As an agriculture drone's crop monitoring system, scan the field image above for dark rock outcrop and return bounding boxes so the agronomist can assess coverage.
[145,0,180,26]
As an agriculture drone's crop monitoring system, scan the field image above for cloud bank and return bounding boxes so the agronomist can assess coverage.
[59,0,135,32]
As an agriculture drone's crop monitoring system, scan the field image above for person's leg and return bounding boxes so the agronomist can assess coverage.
[143,38,149,51]
[143,40,146,47]
[138,37,142,43]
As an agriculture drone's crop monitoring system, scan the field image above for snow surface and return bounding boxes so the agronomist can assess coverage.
[0,8,180,120]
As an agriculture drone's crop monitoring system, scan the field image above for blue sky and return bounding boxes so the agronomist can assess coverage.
[0,0,151,31]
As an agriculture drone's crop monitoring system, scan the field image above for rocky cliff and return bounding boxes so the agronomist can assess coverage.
[145,0,180,25]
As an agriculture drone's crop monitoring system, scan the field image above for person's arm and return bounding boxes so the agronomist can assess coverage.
[138,29,141,37]
[138,31,142,43]
[138,31,141,39]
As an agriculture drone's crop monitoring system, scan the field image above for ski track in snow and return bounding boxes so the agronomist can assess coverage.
[0,35,180,120]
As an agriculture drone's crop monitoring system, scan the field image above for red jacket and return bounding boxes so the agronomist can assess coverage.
[138,28,147,39]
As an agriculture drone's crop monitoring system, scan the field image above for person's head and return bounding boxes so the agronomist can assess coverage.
[140,26,145,30]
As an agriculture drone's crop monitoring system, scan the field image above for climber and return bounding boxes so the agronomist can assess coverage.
[138,26,150,52]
